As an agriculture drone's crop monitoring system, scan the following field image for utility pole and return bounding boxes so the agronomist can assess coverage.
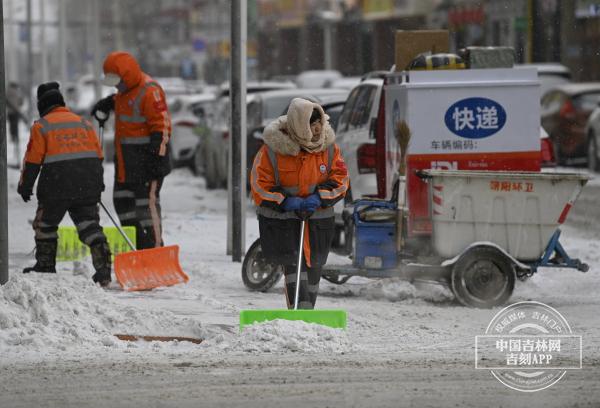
[92,0,101,101]
[26,0,33,122]
[59,0,68,84]
[40,0,48,82]
[112,0,124,50]
[1,0,9,285]
[323,21,333,70]
[229,0,247,262]
[5,0,17,83]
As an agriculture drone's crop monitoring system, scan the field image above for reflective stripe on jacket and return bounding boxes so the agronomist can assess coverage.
[113,73,171,183]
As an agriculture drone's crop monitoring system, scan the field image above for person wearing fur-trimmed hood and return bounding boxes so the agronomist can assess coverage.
[250,98,349,309]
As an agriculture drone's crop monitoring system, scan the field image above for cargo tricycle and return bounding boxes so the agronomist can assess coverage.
[241,67,590,307]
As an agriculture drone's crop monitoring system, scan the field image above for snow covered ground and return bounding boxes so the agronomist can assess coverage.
[1,137,600,407]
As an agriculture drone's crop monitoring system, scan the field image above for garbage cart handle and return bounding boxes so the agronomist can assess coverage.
[352,199,397,215]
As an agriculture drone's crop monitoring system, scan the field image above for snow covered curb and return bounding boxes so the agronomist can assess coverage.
[0,273,206,354]
[0,273,353,358]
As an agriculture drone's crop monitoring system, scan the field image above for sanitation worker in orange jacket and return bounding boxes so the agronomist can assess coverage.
[91,51,171,249]
[18,82,112,286]
[251,98,349,309]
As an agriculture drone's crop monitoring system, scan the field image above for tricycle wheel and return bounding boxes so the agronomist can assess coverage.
[241,239,283,292]
[322,274,352,285]
[451,246,515,308]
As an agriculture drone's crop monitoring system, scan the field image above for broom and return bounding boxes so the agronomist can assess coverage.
[395,120,411,252]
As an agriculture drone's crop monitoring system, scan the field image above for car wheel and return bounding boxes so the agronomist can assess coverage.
[191,145,204,176]
[204,146,219,190]
[588,133,600,172]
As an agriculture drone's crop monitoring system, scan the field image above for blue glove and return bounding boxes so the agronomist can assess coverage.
[301,193,321,213]
[282,197,304,212]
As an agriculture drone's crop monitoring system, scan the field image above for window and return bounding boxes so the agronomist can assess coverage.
[541,91,564,115]
[574,92,600,111]
[336,86,362,133]
[347,85,376,131]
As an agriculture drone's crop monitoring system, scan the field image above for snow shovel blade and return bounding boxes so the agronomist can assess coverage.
[114,245,188,291]
[239,309,347,331]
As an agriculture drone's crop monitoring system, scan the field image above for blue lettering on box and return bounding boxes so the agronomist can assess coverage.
[444,97,506,139]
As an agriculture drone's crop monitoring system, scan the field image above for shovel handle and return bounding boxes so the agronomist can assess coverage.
[94,110,109,128]
[295,210,312,221]
[100,201,136,251]
[293,219,306,310]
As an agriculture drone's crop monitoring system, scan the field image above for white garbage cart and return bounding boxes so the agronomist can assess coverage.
[421,169,589,307]
[241,170,589,307]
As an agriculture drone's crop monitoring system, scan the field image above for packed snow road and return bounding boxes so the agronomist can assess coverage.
[1,164,599,407]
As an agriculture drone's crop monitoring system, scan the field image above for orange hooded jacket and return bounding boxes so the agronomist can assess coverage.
[103,52,171,183]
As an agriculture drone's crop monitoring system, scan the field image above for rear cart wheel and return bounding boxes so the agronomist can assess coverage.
[322,274,352,285]
[241,239,283,292]
[451,246,515,308]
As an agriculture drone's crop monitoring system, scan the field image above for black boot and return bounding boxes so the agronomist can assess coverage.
[23,240,57,274]
[90,241,112,287]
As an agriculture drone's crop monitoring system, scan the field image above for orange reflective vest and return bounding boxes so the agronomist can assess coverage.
[113,75,171,183]
[251,143,349,265]
[21,106,104,201]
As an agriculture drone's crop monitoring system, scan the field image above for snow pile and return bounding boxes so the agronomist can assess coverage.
[204,319,353,354]
[360,279,454,303]
[0,274,206,353]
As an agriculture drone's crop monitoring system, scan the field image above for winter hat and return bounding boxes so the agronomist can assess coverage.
[287,98,327,153]
[37,82,65,117]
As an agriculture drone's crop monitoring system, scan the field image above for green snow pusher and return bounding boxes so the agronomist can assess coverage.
[239,213,347,331]
[57,226,136,261]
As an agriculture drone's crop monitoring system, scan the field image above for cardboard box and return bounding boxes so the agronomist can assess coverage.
[395,30,449,71]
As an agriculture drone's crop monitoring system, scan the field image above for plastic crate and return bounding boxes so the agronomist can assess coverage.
[352,200,398,269]
[57,226,136,261]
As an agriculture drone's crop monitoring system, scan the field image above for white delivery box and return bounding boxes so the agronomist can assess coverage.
[384,68,541,237]
[422,170,588,261]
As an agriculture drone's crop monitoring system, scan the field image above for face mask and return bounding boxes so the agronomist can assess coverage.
[116,81,128,93]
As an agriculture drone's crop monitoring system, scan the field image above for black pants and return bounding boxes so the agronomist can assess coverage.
[113,179,164,249]
[33,199,107,247]
[284,263,321,310]
[258,216,335,310]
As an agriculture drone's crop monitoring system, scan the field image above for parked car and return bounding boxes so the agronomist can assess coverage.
[334,78,384,204]
[325,76,361,90]
[540,126,556,168]
[541,83,600,165]
[246,88,350,173]
[68,74,113,117]
[168,93,216,173]
[198,81,299,189]
[200,88,349,190]
[584,105,600,171]
[517,63,572,99]
[154,77,194,97]
[296,70,342,88]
